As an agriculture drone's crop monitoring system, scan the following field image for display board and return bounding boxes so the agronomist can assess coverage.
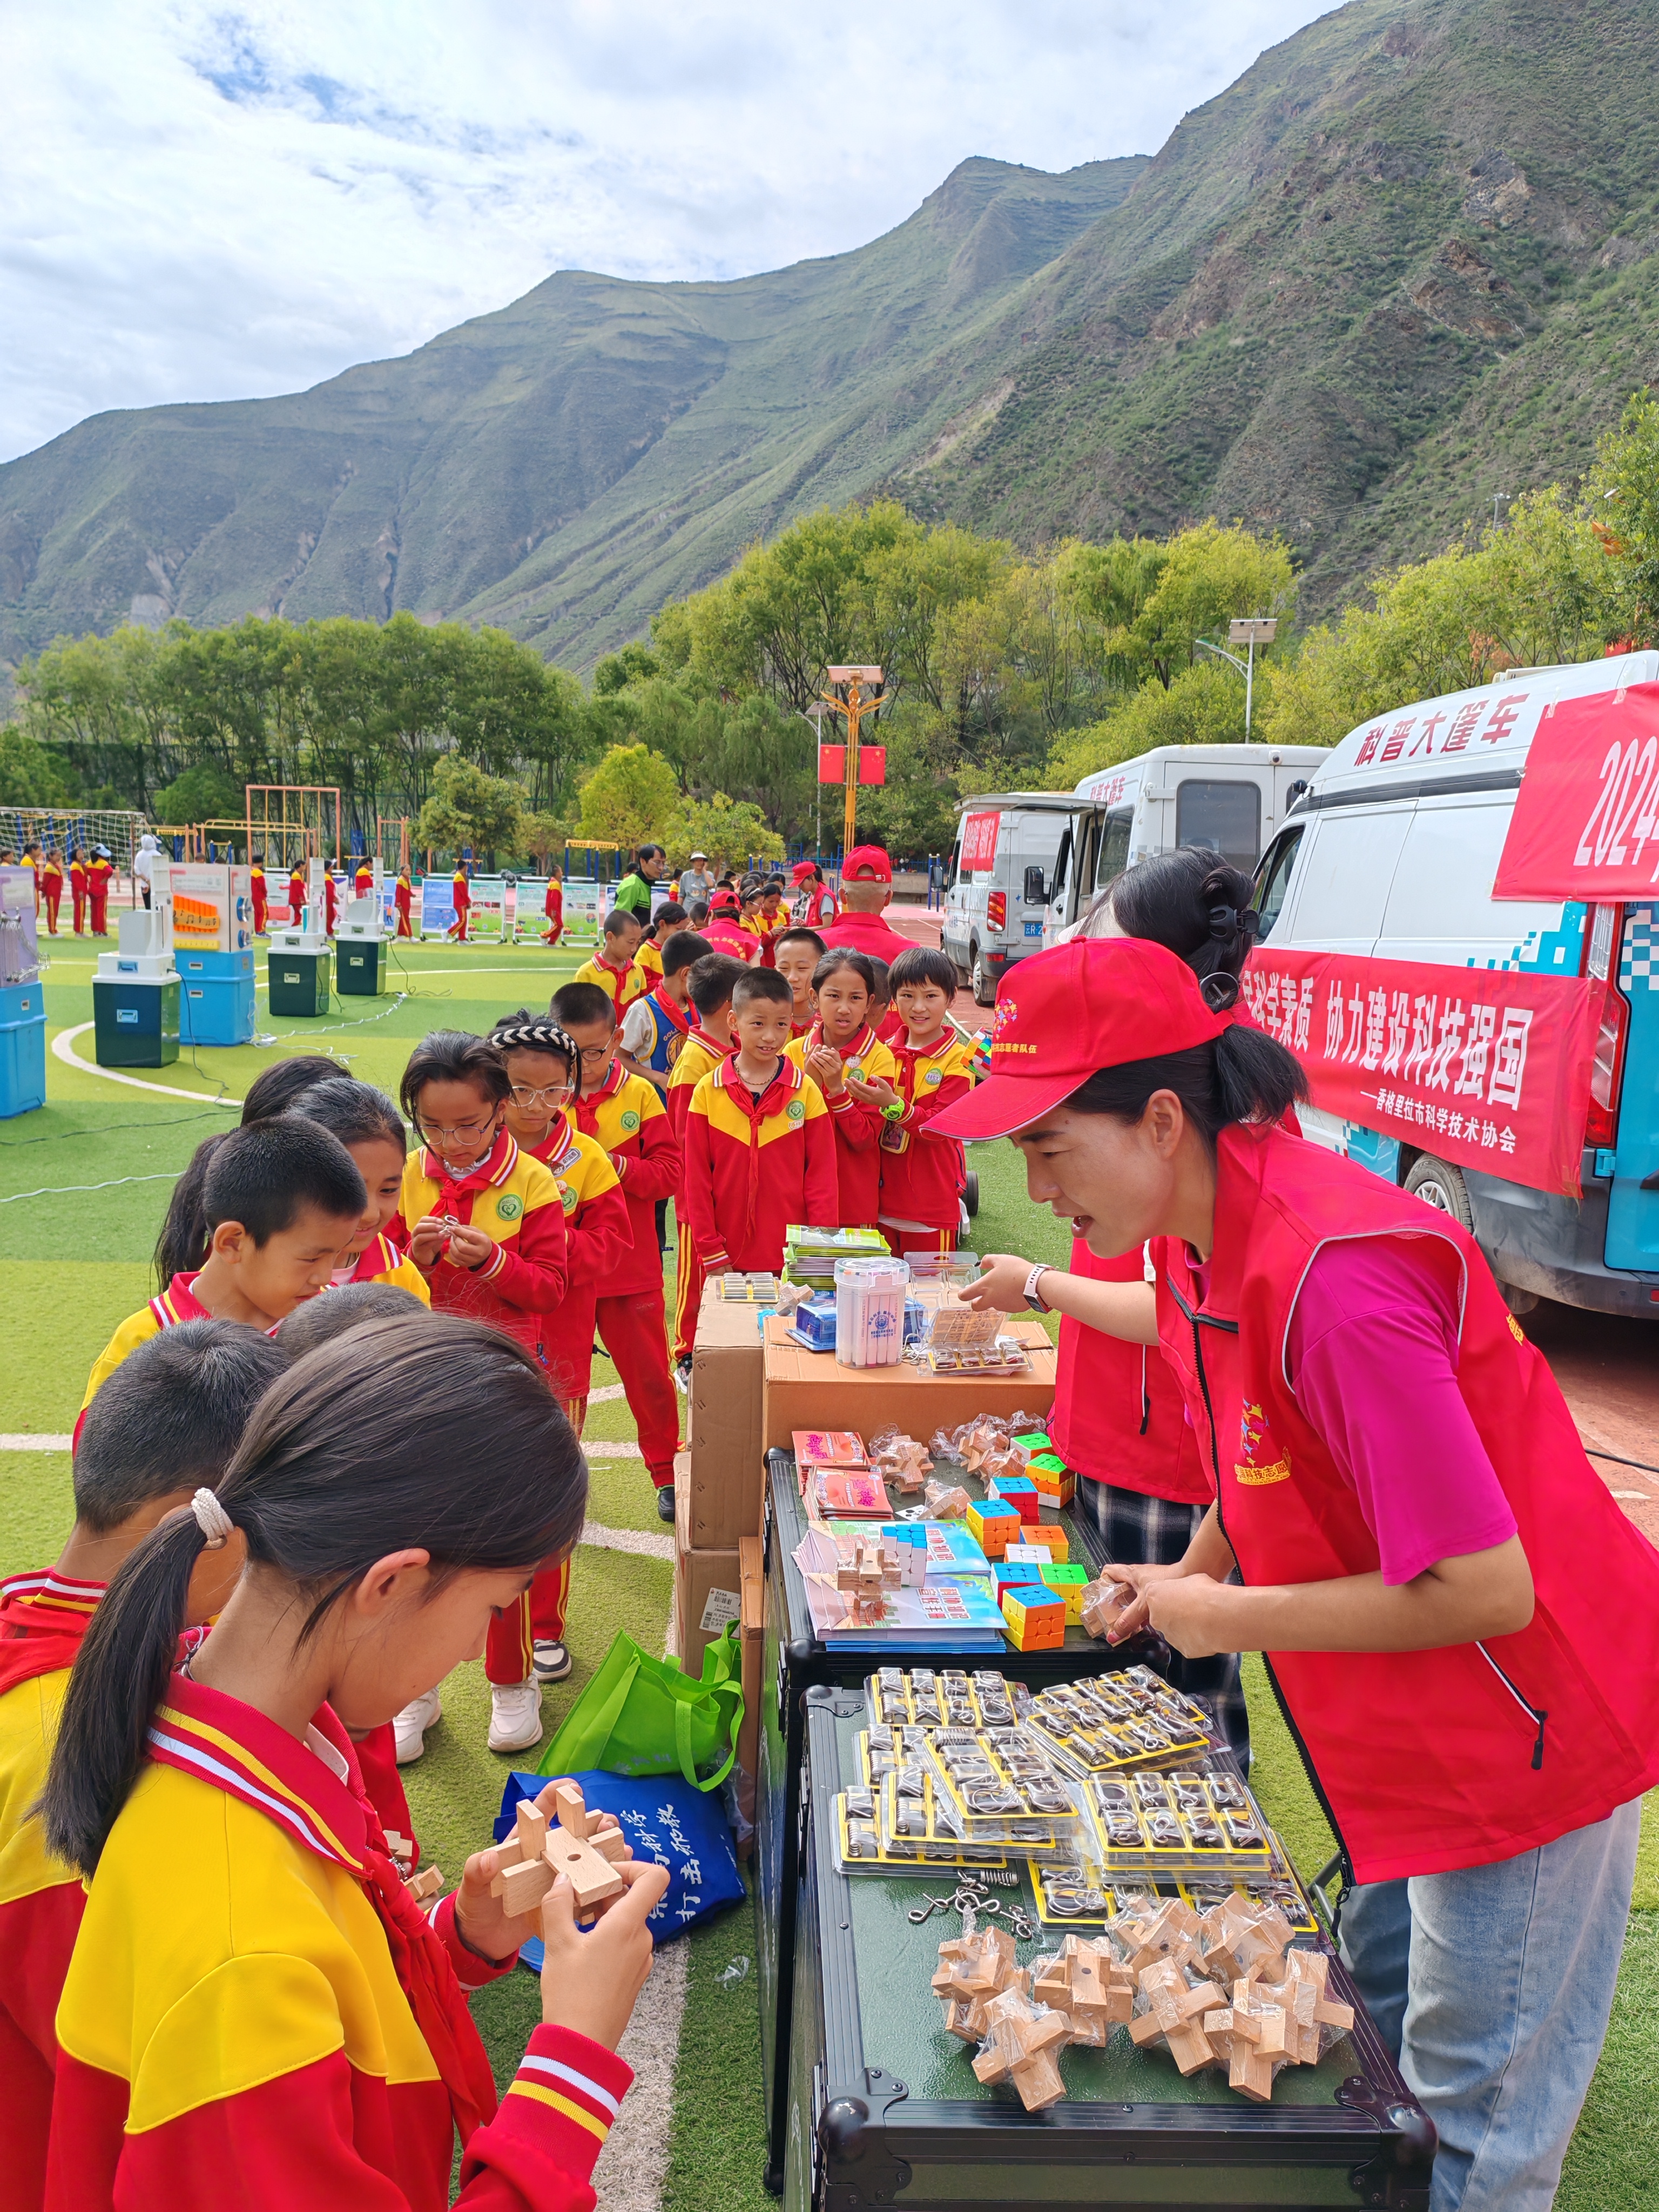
[166,864,254,954]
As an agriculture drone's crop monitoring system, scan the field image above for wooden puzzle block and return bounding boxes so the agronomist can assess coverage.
[405,1864,444,1903]
[489,1784,629,1917]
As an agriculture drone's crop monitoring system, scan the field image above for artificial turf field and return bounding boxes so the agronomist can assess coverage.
[1,934,1654,2208]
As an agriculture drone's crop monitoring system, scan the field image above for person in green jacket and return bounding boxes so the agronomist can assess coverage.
[613,845,666,921]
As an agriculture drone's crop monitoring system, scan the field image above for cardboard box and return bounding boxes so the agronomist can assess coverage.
[733,1534,766,1860]
[673,1470,741,1684]
[761,1313,1055,1452]
[687,1285,768,1547]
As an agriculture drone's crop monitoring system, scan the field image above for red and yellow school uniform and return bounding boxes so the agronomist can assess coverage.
[354,862,374,898]
[785,1022,899,1230]
[393,1130,567,1361]
[876,1029,976,1255]
[39,854,63,935]
[574,1067,683,1492]
[288,865,308,923]
[447,869,471,941]
[77,1273,213,1440]
[484,1122,629,1683]
[737,914,770,967]
[46,1676,629,2212]
[543,880,563,946]
[633,937,664,987]
[249,862,267,934]
[666,1025,732,1362]
[86,855,114,936]
[324,872,340,936]
[342,1230,432,1303]
[395,871,414,938]
[682,1056,838,1276]
[69,856,89,935]
[571,952,647,1010]
[0,1567,104,2205]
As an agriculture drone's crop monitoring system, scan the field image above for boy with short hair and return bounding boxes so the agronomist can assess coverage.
[683,968,838,1283]
[787,948,901,1230]
[667,952,747,1363]
[633,901,687,988]
[78,1120,366,1428]
[1,1320,290,2193]
[552,982,686,1522]
[574,906,647,1007]
[876,945,976,1255]
[773,926,824,1036]
[619,928,710,1097]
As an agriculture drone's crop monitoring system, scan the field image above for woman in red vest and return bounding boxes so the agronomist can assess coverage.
[943,935,1659,2212]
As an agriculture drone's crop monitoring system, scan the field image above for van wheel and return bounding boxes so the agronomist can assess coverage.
[970,947,996,1006]
[964,1170,980,1219]
[1404,1153,1474,1230]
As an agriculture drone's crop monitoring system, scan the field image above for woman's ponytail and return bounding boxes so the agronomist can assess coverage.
[1213,1022,1306,1129]
[153,1132,229,1287]
[41,1505,218,1876]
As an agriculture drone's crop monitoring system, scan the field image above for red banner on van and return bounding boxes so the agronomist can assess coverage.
[960,811,1000,871]
[1494,682,1659,899]
[1240,947,1604,1196]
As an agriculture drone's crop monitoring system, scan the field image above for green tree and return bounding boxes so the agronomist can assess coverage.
[152,761,244,823]
[666,792,784,869]
[413,754,525,862]
[577,744,680,846]
[1588,387,1659,645]
[592,642,662,696]
[0,727,76,807]
[1048,663,1245,786]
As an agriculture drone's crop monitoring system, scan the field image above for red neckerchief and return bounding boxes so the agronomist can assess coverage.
[151,1272,210,1328]
[894,1028,954,1098]
[421,1125,515,1225]
[147,1676,497,2143]
[574,1058,625,1141]
[808,1019,875,1067]
[714,1056,801,1247]
[648,985,690,1036]
[0,1568,104,1698]
[594,952,635,986]
[348,1231,402,1284]
[528,1116,580,1174]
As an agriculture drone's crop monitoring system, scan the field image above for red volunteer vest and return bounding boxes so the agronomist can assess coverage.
[1050,1238,1210,1504]
[1155,1121,1659,1886]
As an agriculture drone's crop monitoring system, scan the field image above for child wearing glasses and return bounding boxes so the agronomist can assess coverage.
[392,1030,572,1759]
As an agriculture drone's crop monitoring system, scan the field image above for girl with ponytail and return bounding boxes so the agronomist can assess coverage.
[42,1313,669,2212]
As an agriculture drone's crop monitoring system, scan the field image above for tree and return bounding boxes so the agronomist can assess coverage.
[666,792,783,869]
[0,727,76,807]
[592,642,661,696]
[1048,663,1245,786]
[413,754,525,862]
[152,762,244,824]
[577,744,680,846]
[1588,387,1659,645]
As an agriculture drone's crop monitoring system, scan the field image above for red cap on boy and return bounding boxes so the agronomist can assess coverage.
[840,845,892,884]
[930,938,1230,1141]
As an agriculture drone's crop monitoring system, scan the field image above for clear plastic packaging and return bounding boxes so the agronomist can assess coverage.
[1080,1574,1135,1642]
[920,1478,970,1519]
[921,1726,1088,1855]
[862,1666,1030,1732]
[1025,1673,1212,1775]
[932,1920,1027,2044]
[970,1986,1070,2109]
[834,1255,909,1368]
[866,1426,933,1493]
[1029,1933,1136,2046]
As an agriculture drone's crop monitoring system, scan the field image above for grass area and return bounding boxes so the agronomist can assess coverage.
[2,950,1655,2204]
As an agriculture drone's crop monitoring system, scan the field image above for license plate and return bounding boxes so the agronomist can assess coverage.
[1024,920,1043,938]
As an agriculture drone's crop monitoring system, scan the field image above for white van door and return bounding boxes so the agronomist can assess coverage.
[1277,805,1414,957]
[1373,794,1567,970]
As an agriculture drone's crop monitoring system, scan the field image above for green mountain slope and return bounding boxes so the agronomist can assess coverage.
[0,157,1142,667]
[3,0,1657,671]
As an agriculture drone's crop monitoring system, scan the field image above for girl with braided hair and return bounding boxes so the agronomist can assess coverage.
[482,1012,632,1722]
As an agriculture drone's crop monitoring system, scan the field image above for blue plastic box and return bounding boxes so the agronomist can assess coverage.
[179,951,258,1047]
[0,980,46,1117]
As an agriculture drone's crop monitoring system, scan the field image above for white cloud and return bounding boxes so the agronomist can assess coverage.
[1,0,1336,463]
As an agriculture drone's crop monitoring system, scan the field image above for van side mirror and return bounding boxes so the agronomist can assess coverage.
[1023,865,1047,905]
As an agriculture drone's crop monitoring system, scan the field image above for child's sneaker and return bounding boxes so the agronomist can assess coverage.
[532,1640,572,1683]
[656,1485,677,1525]
[393,1687,442,1765]
[488,1681,544,1752]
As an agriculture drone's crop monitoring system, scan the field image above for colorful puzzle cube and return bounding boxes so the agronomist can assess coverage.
[967,1498,1021,1560]
[994,1560,1046,1608]
[1012,1431,1053,1456]
[1019,1521,1068,1563]
[1001,1586,1066,1651]
[1040,1561,1091,1625]
[986,1473,1039,1523]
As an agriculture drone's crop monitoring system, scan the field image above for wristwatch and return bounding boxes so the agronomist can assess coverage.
[880,1099,906,1123]
[1022,1263,1053,1313]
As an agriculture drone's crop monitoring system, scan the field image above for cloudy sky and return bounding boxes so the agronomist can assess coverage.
[3,1,1336,464]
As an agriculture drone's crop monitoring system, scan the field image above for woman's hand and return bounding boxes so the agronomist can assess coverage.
[539,1857,672,2050]
[806,1044,844,1096]
[443,1221,496,1271]
[960,1253,1034,1313]
[1095,1559,1190,1642]
[453,1783,630,1962]
[1137,1572,1237,1658]
[845,1073,898,1110]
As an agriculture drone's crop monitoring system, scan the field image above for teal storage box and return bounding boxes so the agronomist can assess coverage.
[179,949,257,1047]
[335,940,387,996]
[267,949,331,1017]
[0,980,47,1117]
[93,976,180,1068]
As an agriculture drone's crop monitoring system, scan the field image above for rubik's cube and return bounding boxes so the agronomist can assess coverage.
[1039,1562,1090,1625]
[1026,1451,1075,1507]
[1019,1521,1068,1563]
[986,1473,1039,1523]
[967,1498,1021,1560]
[995,1560,1047,1608]
[1001,1586,1065,1650]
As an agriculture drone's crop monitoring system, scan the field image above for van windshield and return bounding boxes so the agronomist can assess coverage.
[1176,780,1261,873]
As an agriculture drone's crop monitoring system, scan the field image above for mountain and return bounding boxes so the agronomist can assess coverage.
[4,0,1658,671]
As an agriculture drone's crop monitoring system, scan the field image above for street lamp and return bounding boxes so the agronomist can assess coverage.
[1197,618,1278,741]
[798,703,829,854]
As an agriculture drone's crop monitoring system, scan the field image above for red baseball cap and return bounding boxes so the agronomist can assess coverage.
[930,938,1230,1140]
[841,844,892,883]
[790,859,817,882]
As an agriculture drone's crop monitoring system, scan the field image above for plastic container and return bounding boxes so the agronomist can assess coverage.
[833,1255,909,1368]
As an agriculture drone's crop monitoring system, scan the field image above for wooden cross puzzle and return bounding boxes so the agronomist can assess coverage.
[869,1433,932,1493]
[489,1784,629,1920]
[969,1986,1070,2111]
[932,1923,1027,2044]
[835,1532,903,1623]
[1030,1934,1136,2042]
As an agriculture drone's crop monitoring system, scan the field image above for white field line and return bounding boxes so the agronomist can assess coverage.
[52,1023,242,1106]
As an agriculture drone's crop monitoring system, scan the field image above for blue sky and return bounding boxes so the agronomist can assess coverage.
[2,1,1336,463]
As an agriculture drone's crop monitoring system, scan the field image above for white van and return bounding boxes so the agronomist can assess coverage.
[1251,650,1659,1319]
[942,797,1074,1004]
[1044,744,1331,946]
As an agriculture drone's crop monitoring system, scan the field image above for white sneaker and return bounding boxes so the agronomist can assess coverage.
[532,1639,572,1683]
[488,1681,544,1754]
[393,1687,442,1765]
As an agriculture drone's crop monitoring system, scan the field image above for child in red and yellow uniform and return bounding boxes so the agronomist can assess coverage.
[78,1119,368,1438]
[448,865,471,941]
[396,868,414,937]
[1,1321,286,2208]
[552,988,684,1520]
[86,849,114,936]
[249,857,267,934]
[324,868,340,936]
[876,946,975,1255]
[543,868,564,946]
[785,948,900,1230]
[68,849,89,935]
[37,1316,669,2212]
[665,954,744,1363]
[735,875,771,967]
[355,859,374,898]
[683,968,838,1279]
[630,902,684,994]
[288,861,308,925]
[38,849,63,935]
[772,927,824,1040]
[572,908,646,1009]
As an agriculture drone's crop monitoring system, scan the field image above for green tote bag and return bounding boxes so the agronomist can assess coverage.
[535,1627,744,1790]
